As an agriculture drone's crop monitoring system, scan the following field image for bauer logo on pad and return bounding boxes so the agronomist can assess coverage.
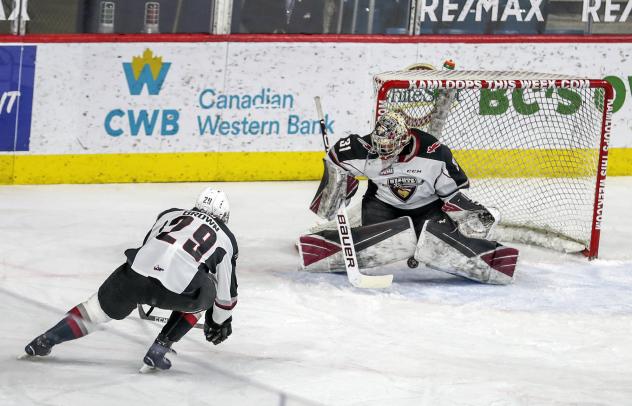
[0,46,36,152]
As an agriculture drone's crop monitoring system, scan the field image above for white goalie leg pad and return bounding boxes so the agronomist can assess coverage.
[299,216,417,272]
[414,220,519,285]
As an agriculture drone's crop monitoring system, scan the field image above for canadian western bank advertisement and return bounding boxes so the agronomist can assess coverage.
[28,43,359,156]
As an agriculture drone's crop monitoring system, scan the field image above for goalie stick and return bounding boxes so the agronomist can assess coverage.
[137,304,204,330]
[314,96,393,289]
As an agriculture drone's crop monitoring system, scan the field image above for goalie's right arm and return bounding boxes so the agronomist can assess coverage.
[309,134,370,220]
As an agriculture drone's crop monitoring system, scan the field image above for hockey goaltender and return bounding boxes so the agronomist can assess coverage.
[298,110,519,285]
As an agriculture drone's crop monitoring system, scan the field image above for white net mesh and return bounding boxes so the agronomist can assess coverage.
[374,71,608,252]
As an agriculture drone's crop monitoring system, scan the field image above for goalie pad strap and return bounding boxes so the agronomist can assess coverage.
[299,216,417,272]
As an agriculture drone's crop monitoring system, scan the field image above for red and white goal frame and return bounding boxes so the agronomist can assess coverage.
[373,71,614,259]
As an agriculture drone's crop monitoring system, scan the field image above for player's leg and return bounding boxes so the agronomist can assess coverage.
[24,292,112,356]
[23,262,140,357]
[140,270,216,372]
[361,195,400,225]
[141,311,202,371]
[400,198,452,237]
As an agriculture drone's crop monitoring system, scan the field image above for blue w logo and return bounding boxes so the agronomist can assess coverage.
[122,50,171,96]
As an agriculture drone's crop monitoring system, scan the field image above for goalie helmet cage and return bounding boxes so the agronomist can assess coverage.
[373,70,614,259]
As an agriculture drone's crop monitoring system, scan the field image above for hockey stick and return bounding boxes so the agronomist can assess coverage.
[137,304,204,330]
[314,96,393,289]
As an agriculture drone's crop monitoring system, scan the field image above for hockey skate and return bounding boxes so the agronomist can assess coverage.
[22,334,54,358]
[140,339,176,373]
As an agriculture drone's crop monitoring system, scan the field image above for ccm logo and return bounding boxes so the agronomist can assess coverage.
[337,214,356,268]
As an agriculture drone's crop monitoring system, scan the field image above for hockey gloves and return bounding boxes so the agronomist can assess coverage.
[204,315,232,345]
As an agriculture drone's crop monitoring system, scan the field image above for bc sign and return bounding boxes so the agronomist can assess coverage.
[0,46,36,152]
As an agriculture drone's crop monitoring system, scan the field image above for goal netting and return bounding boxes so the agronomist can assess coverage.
[374,70,613,258]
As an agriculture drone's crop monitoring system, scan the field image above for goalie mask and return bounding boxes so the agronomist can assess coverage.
[195,188,230,223]
[371,111,410,160]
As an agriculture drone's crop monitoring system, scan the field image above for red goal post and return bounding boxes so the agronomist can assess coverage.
[373,70,614,258]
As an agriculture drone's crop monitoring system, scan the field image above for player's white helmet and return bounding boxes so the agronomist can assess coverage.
[371,110,410,160]
[195,188,230,223]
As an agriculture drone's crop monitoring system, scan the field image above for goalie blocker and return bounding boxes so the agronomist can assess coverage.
[299,215,518,285]
[310,158,359,221]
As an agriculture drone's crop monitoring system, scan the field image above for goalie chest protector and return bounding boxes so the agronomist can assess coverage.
[328,130,469,210]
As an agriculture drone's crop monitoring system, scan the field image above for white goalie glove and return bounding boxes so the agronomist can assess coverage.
[441,192,500,239]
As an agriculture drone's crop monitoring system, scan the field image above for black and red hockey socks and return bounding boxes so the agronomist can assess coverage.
[156,311,201,345]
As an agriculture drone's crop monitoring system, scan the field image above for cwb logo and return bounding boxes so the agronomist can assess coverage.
[105,49,179,137]
[123,48,170,95]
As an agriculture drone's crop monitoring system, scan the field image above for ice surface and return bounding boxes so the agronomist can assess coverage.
[1,179,631,406]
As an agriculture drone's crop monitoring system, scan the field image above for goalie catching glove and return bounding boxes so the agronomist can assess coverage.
[442,192,499,239]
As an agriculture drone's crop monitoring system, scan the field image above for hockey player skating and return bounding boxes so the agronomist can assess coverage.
[23,188,238,372]
[299,110,519,285]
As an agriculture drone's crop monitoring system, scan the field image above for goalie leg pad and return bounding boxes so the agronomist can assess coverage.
[298,216,417,272]
[414,219,518,285]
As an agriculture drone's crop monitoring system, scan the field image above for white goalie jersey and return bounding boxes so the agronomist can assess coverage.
[327,128,470,210]
[127,208,238,324]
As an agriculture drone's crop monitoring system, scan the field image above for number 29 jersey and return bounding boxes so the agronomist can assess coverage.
[127,208,238,322]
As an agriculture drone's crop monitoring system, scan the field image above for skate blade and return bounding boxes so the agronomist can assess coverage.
[139,364,159,374]
[17,353,48,360]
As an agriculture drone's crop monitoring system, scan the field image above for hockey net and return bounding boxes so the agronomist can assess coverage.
[374,70,613,258]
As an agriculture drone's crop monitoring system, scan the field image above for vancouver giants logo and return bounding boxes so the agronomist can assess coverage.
[388,177,421,202]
